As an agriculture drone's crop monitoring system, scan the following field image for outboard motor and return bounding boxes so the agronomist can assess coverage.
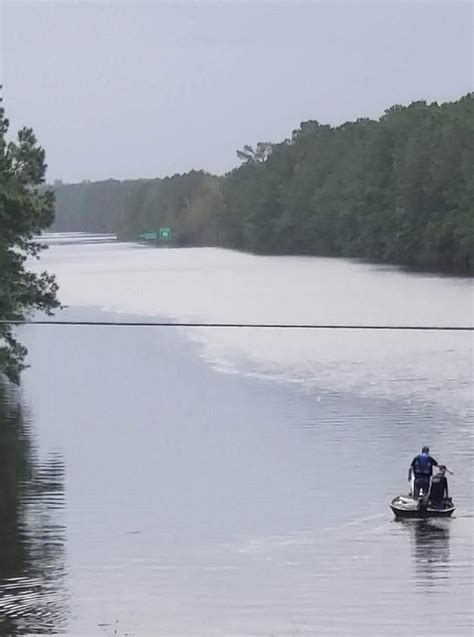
[417,494,428,510]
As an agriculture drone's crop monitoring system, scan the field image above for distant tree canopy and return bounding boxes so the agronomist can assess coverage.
[52,94,473,274]
[0,97,59,383]
[52,179,136,234]
[52,171,225,247]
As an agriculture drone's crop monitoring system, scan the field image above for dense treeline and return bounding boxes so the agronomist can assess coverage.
[52,178,136,234]
[52,171,224,246]
[52,94,473,273]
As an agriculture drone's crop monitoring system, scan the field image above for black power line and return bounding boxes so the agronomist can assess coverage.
[0,319,472,331]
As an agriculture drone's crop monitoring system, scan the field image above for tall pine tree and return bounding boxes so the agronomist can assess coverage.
[0,94,59,382]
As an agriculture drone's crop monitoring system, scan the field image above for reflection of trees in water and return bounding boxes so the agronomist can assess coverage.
[0,380,68,634]
[404,519,451,588]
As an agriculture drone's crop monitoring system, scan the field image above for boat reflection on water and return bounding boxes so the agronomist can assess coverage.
[0,381,68,635]
[397,518,451,589]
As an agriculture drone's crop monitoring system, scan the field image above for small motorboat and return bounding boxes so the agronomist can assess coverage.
[390,495,455,519]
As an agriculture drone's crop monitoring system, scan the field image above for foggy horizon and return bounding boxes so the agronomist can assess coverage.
[1,1,472,184]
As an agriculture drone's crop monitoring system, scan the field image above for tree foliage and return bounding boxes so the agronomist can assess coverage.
[52,94,473,274]
[222,94,473,272]
[0,97,59,383]
[53,170,225,247]
[236,142,273,164]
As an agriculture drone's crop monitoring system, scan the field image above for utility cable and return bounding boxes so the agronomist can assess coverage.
[0,320,472,331]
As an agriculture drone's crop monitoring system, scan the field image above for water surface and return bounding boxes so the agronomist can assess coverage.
[1,240,472,636]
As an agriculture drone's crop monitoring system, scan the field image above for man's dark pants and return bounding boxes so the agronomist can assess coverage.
[413,476,430,498]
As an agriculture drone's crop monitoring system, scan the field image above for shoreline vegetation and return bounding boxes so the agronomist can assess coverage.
[51,95,473,275]
[0,96,59,383]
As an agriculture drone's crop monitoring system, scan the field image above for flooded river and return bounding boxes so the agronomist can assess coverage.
[1,237,472,636]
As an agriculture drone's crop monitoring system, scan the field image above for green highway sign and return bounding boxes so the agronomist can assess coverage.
[139,228,172,243]
[141,232,158,240]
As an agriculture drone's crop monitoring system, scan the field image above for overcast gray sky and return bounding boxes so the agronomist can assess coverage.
[1,1,472,183]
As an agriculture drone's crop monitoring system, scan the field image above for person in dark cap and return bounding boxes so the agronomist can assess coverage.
[408,446,438,499]
[429,466,450,507]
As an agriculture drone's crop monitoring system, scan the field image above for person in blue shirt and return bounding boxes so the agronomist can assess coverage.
[408,446,438,499]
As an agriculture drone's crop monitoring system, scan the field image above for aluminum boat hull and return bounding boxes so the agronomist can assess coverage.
[390,496,455,519]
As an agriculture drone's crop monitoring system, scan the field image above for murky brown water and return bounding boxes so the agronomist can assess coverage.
[1,238,472,635]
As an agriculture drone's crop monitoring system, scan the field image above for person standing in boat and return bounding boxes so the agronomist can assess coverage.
[408,446,438,499]
[429,465,449,507]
